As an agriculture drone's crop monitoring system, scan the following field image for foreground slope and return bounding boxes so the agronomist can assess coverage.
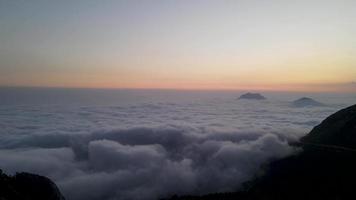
[301,104,356,148]
[0,170,65,200]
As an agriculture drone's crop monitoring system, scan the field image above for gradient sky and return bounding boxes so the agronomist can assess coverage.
[0,0,355,91]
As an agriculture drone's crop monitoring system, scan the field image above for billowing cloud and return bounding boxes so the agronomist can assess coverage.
[0,127,295,200]
[88,140,167,171]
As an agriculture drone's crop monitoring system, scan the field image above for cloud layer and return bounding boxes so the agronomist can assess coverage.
[0,91,350,200]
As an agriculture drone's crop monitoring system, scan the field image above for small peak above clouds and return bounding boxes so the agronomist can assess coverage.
[238,93,266,100]
[292,97,324,107]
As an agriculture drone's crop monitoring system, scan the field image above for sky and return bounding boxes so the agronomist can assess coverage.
[0,0,355,92]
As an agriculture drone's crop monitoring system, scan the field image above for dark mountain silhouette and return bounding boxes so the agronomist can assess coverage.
[0,170,65,200]
[165,104,356,200]
[292,97,324,107]
[238,93,266,100]
[301,104,356,148]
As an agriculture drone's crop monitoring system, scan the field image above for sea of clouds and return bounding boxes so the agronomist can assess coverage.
[0,89,353,200]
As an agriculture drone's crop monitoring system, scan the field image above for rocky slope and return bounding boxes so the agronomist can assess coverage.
[301,104,356,148]
[0,170,65,200]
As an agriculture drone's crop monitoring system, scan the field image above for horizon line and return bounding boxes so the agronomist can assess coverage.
[0,85,354,94]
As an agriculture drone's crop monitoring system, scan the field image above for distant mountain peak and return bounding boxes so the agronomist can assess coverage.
[238,93,266,100]
[292,97,324,107]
